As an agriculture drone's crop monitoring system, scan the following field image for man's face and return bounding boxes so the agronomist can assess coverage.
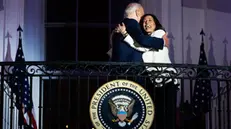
[136,7,144,22]
[139,7,145,17]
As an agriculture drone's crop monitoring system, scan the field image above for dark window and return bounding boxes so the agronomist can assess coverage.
[46,27,76,61]
[45,0,77,61]
[77,0,109,61]
[78,26,109,61]
[78,0,109,23]
[45,0,76,23]
[45,0,140,62]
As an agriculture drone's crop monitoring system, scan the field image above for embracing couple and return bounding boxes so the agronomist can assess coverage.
[110,3,170,64]
[110,2,179,87]
[109,2,178,129]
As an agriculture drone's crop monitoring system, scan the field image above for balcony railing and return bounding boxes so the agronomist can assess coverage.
[0,62,230,129]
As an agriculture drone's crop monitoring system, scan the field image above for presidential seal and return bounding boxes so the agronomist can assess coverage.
[89,79,155,129]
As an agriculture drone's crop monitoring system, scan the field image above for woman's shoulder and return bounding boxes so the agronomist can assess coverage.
[155,29,166,33]
[152,29,166,38]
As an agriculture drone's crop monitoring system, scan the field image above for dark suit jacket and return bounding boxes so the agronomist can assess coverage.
[111,18,164,62]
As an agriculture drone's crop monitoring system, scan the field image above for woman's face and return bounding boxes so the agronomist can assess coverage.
[142,15,156,35]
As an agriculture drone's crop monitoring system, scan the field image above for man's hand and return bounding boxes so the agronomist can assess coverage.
[115,23,127,35]
[162,33,169,48]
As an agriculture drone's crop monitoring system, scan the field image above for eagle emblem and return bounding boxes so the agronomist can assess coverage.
[109,95,138,127]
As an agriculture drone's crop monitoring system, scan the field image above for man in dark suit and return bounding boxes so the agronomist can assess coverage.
[111,3,169,62]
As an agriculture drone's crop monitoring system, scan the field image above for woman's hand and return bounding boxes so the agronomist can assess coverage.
[115,22,127,35]
[162,33,169,48]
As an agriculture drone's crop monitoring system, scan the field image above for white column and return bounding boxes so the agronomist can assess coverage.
[161,0,169,30]
[23,0,45,61]
[161,0,183,64]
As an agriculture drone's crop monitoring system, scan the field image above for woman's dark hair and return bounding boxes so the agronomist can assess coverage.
[139,14,165,34]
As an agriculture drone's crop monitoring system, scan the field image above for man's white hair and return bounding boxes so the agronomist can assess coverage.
[124,3,142,18]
